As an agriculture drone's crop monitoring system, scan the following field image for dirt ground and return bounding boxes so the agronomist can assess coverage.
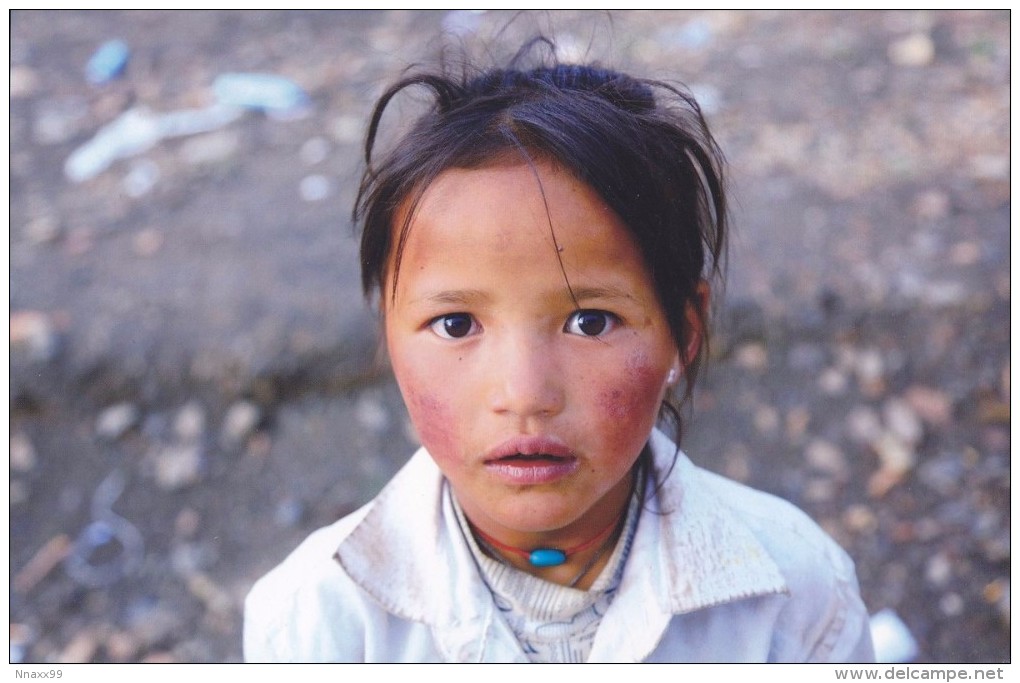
[8,10,1010,663]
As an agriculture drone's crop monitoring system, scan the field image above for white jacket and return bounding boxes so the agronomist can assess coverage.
[244,429,874,662]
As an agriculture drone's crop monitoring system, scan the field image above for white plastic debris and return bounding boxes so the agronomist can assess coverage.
[64,104,243,182]
[212,72,309,116]
[870,609,919,663]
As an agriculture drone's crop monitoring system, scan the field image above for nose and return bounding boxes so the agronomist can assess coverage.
[487,333,564,419]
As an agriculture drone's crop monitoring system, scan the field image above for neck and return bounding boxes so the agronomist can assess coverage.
[460,469,638,589]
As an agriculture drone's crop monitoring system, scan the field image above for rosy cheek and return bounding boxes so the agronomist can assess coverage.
[403,384,458,460]
[595,352,664,425]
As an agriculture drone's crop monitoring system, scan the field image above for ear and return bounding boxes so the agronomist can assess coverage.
[680,280,711,372]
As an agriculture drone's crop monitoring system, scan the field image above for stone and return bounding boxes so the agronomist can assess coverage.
[299,174,331,202]
[95,402,140,441]
[220,400,261,448]
[10,431,37,472]
[883,397,924,446]
[872,431,916,474]
[904,386,953,427]
[300,136,331,165]
[888,32,935,67]
[173,401,206,443]
[10,310,59,362]
[355,393,389,433]
[805,438,849,480]
[925,552,952,587]
[846,406,883,444]
[154,443,204,491]
[734,342,768,371]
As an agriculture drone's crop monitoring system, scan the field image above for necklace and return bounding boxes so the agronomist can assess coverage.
[471,511,623,569]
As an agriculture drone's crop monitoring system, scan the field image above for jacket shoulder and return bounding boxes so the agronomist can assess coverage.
[694,467,874,662]
[243,506,376,662]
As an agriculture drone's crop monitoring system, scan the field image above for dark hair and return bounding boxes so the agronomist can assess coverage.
[354,42,727,450]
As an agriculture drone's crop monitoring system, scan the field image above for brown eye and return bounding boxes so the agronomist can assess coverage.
[565,310,616,337]
[430,313,477,339]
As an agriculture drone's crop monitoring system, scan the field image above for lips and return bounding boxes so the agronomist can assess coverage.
[483,435,579,485]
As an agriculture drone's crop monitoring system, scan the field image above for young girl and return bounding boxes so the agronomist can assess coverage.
[244,45,874,663]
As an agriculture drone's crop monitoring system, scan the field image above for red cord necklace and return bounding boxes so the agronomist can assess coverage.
[471,512,623,568]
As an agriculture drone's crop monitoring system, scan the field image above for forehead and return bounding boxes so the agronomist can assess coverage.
[386,161,654,304]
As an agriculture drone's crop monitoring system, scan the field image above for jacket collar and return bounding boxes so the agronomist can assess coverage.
[334,429,787,662]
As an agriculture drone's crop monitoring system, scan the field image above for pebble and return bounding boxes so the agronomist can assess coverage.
[888,32,935,67]
[804,438,849,480]
[925,552,952,587]
[23,215,63,245]
[95,402,140,441]
[817,367,848,395]
[274,497,305,528]
[10,310,59,362]
[170,542,217,575]
[883,397,923,446]
[299,174,331,202]
[355,393,389,433]
[984,579,1010,626]
[9,65,38,98]
[58,627,102,663]
[917,455,962,496]
[912,189,950,220]
[734,342,768,371]
[872,432,916,474]
[132,228,164,257]
[846,406,884,444]
[13,534,71,593]
[9,622,35,663]
[803,478,837,503]
[853,348,886,395]
[11,480,30,506]
[220,400,261,448]
[153,443,204,491]
[903,385,952,427]
[752,405,780,435]
[785,406,811,442]
[10,431,37,472]
[939,592,965,617]
[173,401,206,443]
[125,601,183,649]
[300,136,331,165]
[33,99,87,145]
[186,573,233,616]
[174,508,201,539]
[104,630,140,663]
[842,504,878,534]
[330,115,362,144]
[948,240,982,266]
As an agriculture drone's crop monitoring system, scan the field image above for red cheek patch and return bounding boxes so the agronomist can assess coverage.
[596,352,662,421]
[404,387,456,456]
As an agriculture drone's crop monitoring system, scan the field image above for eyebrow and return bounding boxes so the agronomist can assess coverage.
[569,285,638,303]
[406,284,637,308]
[407,289,492,307]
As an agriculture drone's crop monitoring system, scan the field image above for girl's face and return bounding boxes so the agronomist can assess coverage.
[384,161,681,546]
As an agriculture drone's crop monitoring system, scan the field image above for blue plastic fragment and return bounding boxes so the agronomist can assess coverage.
[529,548,567,567]
[86,39,130,84]
[212,72,309,113]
